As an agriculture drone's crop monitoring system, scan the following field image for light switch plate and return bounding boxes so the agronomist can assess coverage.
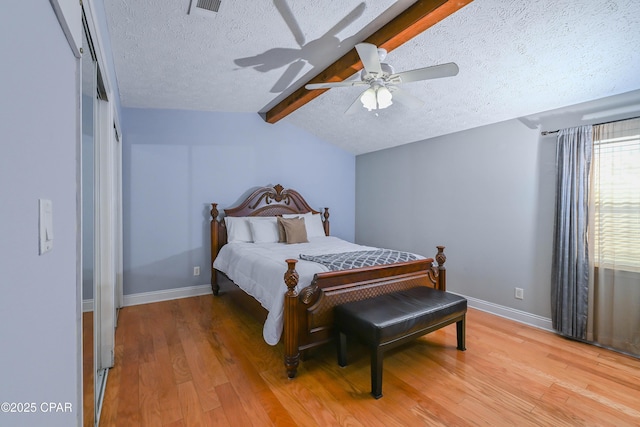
[39,199,53,255]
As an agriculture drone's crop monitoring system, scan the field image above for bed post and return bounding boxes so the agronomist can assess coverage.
[210,203,220,296]
[436,246,446,291]
[284,259,300,378]
[322,207,330,236]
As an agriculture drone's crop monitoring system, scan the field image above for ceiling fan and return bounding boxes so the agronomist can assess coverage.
[305,43,459,114]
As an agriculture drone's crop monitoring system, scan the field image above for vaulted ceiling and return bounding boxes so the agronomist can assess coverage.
[104,0,640,154]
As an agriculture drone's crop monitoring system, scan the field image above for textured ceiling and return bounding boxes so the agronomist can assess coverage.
[104,0,640,154]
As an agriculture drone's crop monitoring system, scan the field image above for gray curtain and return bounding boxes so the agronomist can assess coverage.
[551,126,593,339]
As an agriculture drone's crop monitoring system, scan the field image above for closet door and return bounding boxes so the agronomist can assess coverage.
[81,3,121,424]
[95,90,117,373]
[81,19,97,427]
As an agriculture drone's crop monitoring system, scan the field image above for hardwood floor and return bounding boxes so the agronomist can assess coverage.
[83,311,94,427]
[99,294,640,426]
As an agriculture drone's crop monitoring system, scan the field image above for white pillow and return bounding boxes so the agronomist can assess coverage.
[249,218,279,243]
[224,216,253,243]
[283,212,325,238]
[303,212,326,237]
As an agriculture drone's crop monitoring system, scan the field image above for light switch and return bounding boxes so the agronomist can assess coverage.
[39,199,53,254]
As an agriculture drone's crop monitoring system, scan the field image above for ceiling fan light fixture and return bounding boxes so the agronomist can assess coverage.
[377,86,393,109]
[307,43,458,115]
[360,85,393,111]
[360,87,377,111]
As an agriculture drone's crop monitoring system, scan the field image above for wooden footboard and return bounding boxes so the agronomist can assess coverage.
[283,246,446,378]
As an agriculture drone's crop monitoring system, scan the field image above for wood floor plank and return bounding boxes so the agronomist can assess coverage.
[260,367,340,427]
[82,312,94,427]
[138,361,163,426]
[563,355,640,391]
[393,346,469,402]
[156,301,194,386]
[535,383,606,426]
[586,381,640,411]
[304,355,407,427]
[99,295,640,426]
[213,322,294,426]
[153,347,183,425]
[408,405,458,427]
[138,305,158,365]
[266,364,366,427]
[177,325,222,412]
[215,382,254,426]
[167,338,192,385]
[116,336,141,425]
[204,406,231,426]
[177,381,207,427]
[563,393,637,427]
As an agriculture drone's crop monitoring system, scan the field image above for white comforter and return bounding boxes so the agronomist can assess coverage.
[213,236,386,345]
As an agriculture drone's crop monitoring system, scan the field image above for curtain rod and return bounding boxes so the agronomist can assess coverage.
[540,116,640,136]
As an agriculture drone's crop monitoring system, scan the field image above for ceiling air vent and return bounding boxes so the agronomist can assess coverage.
[189,0,221,16]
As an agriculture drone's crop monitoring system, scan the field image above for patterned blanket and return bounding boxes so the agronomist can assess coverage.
[299,249,420,271]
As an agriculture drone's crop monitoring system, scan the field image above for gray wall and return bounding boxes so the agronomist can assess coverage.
[0,3,81,426]
[121,108,356,296]
[356,90,640,320]
[356,119,557,318]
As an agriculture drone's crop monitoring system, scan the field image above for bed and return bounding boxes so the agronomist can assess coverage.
[210,184,446,378]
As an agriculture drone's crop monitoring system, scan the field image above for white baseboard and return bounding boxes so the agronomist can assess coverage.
[123,284,213,307]
[454,293,554,332]
[83,299,93,312]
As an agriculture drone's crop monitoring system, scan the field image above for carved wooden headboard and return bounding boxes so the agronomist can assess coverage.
[210,184,330,277]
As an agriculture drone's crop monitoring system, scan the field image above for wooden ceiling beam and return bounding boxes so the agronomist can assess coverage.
[263,0,473,124]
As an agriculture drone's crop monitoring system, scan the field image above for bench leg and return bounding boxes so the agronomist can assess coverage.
[338,331,348,367]
[371,346,384,399]
[456,315,466,351]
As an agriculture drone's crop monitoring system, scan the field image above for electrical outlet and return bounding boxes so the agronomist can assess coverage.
[515,287,524,300]
[193,266,200,276]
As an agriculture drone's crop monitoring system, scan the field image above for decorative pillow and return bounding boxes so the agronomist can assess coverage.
[283,212,325,237]
[249,218,279,243]
[224,216,253,243]
[277,217,287,242]
[279,217,308,244]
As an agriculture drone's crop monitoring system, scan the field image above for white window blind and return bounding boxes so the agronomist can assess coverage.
[592,117,640,271]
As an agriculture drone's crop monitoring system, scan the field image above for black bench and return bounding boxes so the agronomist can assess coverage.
[334,286,467,398]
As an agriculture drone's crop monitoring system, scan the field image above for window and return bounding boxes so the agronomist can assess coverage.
[592,118,640,271]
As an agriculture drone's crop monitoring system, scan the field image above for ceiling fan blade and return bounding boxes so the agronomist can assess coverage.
[274,0,305,46]
[389,87,425,109]
[345,91,366,115]
[305,81,366,90]
[355,43,383,77]
[392,62,459,84]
